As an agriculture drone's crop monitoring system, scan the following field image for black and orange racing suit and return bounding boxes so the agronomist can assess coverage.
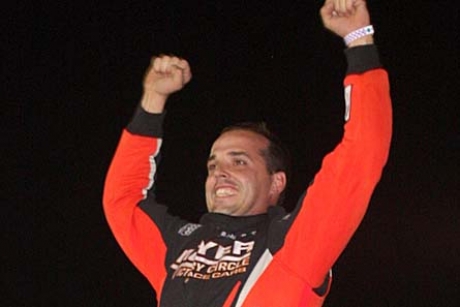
[103,45,392,307]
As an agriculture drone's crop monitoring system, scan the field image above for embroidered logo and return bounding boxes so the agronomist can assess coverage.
[170,239,254,280]
[178,223,202,236]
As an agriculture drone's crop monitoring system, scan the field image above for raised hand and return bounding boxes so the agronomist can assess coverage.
[320,0,372,46]
[141,55,192,113]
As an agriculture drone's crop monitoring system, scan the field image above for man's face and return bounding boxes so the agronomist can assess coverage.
[205,129,282,216]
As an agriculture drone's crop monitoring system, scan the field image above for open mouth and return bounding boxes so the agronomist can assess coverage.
[215,187,237,197]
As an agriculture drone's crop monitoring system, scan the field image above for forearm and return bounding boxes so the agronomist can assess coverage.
[103,107,165,221]
[343,45,392,165]
[140,91,168,114]
[103,110,166,270]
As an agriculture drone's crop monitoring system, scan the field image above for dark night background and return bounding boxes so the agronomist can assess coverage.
[5,0,459,306]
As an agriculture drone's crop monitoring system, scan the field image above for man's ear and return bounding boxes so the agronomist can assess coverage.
[270,171,287,196]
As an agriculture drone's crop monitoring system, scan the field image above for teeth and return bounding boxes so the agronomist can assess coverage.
[215,188,236,197]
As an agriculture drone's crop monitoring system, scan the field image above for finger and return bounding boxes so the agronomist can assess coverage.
[153,56,164,72]
[169,56,185,71]
[159,56,172,73]
[168,58,190,73]
[178,58,189,68]
[152,55,170,73]
[170,59,192,84]
[179,60,192,84]
[178,59,190,71]
[334,0,352,16]
[354,0,367,13]
[149,55,192,84]
[149,55,157,66]
[320,0,335,19]
[345,0,357,14]
[327,0,340,16]
[338,0,348,15]
[170,64,186,86]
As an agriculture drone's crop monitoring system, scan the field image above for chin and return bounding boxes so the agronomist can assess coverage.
[210,207,229,214]
[209,203,236,215]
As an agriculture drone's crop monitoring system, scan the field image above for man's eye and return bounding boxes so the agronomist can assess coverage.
[207,164,216,171]
[235,159,246,166]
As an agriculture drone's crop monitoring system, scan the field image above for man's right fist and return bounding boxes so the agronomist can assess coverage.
[143,55,192,98]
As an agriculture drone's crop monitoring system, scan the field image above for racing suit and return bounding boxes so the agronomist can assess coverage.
[103,45,392,306]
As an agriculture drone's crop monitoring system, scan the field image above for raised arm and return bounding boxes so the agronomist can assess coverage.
[103,56,192,291]
[279,0,392,288]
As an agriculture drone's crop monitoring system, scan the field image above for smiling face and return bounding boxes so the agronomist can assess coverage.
[205,129,286,216]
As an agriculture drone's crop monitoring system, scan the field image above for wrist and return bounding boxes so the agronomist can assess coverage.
[141,91,168,114]
[127,106,166,137]
[344,25,375,47]
[347,35,374,48]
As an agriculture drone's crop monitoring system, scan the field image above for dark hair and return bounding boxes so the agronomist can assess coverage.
[220,122,291,205]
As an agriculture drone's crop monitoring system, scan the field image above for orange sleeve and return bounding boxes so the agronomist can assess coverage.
[103,130,168,297]
[279,68,392,287]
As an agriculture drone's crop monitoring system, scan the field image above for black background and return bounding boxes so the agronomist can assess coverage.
[5,0,459,306]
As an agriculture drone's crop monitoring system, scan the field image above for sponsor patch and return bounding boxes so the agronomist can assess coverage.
[178,223,202,236]
[170,239,254,281]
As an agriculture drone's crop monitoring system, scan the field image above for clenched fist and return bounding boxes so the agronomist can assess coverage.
[141,55,192,113]
[320,0,372,46]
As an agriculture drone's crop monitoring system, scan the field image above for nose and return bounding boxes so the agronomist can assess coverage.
[212,164,229,178]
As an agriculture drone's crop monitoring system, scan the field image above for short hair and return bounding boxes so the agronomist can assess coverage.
[220,122,291,205]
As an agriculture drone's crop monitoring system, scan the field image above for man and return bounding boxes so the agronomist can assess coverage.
[103,0,392,305]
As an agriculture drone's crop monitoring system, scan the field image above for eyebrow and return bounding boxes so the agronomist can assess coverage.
[207,151,251,162]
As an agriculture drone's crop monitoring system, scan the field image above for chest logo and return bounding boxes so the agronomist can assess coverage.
[170,239,254,280]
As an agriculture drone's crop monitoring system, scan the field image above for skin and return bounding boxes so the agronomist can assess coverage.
[205,130,286,216]
[320,0,373,46]
[139,0,373,215]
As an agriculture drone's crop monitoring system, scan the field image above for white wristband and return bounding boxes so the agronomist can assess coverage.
[343,25,374,46]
